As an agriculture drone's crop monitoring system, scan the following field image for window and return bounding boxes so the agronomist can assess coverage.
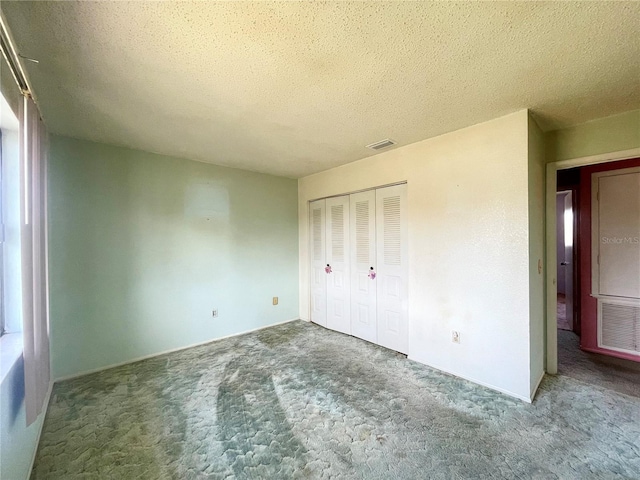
[0,128,4,337]
[0,92,21,338]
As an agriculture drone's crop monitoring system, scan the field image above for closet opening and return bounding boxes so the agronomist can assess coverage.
[309,182,408,354]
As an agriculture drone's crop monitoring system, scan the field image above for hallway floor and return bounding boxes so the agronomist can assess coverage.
[556,294,571,331]
[32,321,639,479]
[557,329,640,398]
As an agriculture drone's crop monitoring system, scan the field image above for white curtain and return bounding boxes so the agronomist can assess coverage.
[19,94,50,426]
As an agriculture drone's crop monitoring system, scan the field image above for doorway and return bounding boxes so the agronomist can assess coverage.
[556,190,574,332]
[547,154,640,397]
[546,148,640,375]
[309,183,409,354]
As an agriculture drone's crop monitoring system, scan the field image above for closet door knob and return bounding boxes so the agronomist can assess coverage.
[325,264,332,274]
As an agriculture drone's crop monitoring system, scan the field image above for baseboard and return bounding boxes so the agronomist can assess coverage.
[580,346,640,366]
[27,381,53,478]
[530,370,546,402]
[55,318,300,383]
[407,356,533,403]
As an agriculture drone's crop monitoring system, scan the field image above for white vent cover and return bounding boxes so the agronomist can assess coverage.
[366,139,396,150]
[598,298,640,355]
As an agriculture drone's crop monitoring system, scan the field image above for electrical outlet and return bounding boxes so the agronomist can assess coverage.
[212,309,218,318]
[273,297,278,305]
[452,331,461,344]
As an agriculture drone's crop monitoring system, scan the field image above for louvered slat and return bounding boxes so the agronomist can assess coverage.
[383,196,401,266]
[331,205,344,263]
[355,201,370,264]
[312,208,322,261]
[601,301,640,353]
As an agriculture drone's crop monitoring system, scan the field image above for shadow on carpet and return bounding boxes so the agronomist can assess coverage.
[32,321,640,479]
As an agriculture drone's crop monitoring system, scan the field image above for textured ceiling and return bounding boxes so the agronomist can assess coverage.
[2,1,639,178]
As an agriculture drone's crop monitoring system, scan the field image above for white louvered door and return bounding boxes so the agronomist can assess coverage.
[325,196,351,334]
[375,184,409,354]
[310,200,327,327]
[310,184,407,353]
[350,190,377,343]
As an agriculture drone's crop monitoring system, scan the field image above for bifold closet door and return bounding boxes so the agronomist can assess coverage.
[309,199,327,327]
[376,184,409,354]
[325,196,351,334]
[350,190,377,343]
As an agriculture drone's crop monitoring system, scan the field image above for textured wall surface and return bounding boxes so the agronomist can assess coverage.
[48,135,299,380]
[299,111,536,401]
[527,114,546,395]
[3,2,639,177]
[546,110,640,162]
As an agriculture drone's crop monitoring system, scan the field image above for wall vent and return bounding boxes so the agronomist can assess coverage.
[598,298,640,355]
[366,139,396,150]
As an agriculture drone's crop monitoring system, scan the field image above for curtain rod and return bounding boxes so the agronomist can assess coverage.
[0,12,32,97]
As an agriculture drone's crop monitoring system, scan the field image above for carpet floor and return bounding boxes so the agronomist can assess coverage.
[32,321,640,479]
[557,329,640,398]
[556,294,571,331]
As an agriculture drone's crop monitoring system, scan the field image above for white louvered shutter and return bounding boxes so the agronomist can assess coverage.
[350,190,377,343]
[309,200,327,327]
[376,184,408,354]
[325,196,351,334]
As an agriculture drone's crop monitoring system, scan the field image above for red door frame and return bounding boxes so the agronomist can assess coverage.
[579,157,640,361]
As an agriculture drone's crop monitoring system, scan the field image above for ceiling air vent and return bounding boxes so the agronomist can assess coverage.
[366,139,396,151]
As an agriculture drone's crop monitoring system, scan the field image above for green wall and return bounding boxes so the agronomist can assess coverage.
[48,135,299,380]
[546,109,640,162]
